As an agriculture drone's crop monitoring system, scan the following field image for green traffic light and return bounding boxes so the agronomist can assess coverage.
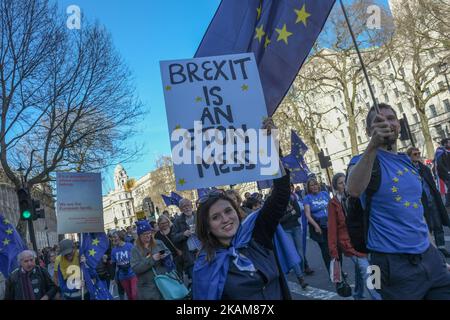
[22,210,31,219]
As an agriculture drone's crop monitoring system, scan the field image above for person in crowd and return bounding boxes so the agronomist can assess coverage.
[225,189,248,219]
[303,178,332,273]
[435,138,450,207]
[280,184,309,289]
[172,198,199,280]
[125,226,135,244]
[328,173,382,300]
[243,193,263,212]
[294,185,304,200]
[407,147,450,258]
[130,220,173,300]
[347,103,450,299]
[53,239,88,300]
[193,165,293,299]
[111,231,137,300]
[155,215,184,278]
[5,250,57,300]
[46,251,56,277]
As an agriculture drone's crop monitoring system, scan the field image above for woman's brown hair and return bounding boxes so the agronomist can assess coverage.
[135,231,157,255]
[306,178,319,194]
[196,194,242,262]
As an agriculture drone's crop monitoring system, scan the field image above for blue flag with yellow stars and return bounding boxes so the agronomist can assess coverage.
[291,130,310,173]
[257,153,308,189]
[161,194,178,207]
[0,215,27,278]
[170,192,183,205]
[196,0,336,115]
[80,232,112,300]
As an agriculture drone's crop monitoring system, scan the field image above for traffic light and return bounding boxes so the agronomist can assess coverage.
[17,188,32,220]
[318,149,332,169]
[32,199,45,220]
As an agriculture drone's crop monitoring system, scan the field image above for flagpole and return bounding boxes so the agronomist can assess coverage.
[80,233,84,301]
[339,0,393,150]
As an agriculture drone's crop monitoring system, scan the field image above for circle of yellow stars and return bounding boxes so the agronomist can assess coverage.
[391,167,421,209]
[254,3,311,49]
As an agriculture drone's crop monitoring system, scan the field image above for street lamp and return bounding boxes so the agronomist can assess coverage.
[439,62,450,92]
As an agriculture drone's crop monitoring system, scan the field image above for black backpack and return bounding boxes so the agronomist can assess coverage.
[345,157,381,253]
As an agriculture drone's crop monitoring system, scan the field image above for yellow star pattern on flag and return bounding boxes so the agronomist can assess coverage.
[3,219,10,225]
[264,36,271,48]
[392,177,399,183]
[3,238,10,246]
[92,238,100,246]
[165,85,172,91]
[256,3,262,20]
[241,84,249,91]
[413,203,419,209]
[178,178,186,186]
[254,25,266,43]
[404,167,409,173]
[395,196,402,202]
[5,228,13,235]
[397,170,404,176]
[275,24,293,45]
[195,97,202,102]
[174,124,181,130]
[391,186,398,193]
[294,4,311,26]
[404,201,410,208]
[89,249,96,257]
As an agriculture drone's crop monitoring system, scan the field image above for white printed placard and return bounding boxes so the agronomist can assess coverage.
[160,53,281,191]
[56,172,104,234]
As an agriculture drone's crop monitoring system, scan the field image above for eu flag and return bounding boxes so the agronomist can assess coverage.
[196,0,336,115]
[80,232,112,300]
[257,153,308,189]
[161,194,179,207]
[290,130,310,174]
[170,192,183,205]
[197,187,217,199]
[0,215,27,278]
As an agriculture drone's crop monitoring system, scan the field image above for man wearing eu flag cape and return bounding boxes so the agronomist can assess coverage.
[193,0,335,299]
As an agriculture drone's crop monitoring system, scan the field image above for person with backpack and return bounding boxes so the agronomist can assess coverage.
[303,178,332,273]
[407,147,450,258]
[328,173,381,300]
[346,103,450,300]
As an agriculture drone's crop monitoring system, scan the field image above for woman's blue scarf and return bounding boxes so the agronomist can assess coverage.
[192,210,301,300]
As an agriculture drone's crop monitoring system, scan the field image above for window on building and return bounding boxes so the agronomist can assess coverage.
[363,89,367,98]
[322,136,326,144]
[443,99,450,112]
[425,88,431,97]
[397,103,404,114]
[381,82,385,90]
[385,59,391,69]
[438,81,446,91]
[409,98,414,108]
[325,148,329,155]
[435,125,445,139]
[343,141,348,149]
[389,74,394,81]
[377,66,381,74]
[372,85,376,94]
[366,102,370,109]
[331,95,335,102]
[338,117,342,125]
[394,88,399,98]
[122,211,125,218]
[358,136,362,144]
[384,93,389,102]
[429,104,437,117]
[413,113,419,123]
[129,218,133,225]
[316,139,321,147]
[343,114,348,121]
[340,129,345,138]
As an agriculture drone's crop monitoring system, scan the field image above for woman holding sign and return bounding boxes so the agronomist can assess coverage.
[192,119,297,300]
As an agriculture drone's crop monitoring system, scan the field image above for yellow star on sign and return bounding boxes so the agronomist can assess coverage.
[174,124,181,130]
[294,4,311,26]
[241,84,249,91]
[391,186,398,193]
[397,170,404,176]
[178,178,186,186]
[395,196,402,202]
[2,238,10,246]
[256,3,262,20]
[254,25,266,43]
[92,238,100,246]
[89,249,96,257]
[165,85,172,91]
[413,203,419,209]
[264,36,271,48]
[392,177,399,183]
[275,24,293,45]
[195,96,202,102]
[404,201,411,208]
[5,228,13,235]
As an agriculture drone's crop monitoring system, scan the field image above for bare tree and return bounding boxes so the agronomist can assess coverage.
[383,0,450,158]
[304,0,393,155]
[0,0,142,234]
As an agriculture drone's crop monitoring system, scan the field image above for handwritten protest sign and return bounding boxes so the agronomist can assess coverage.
[160,53,281,191]
[56,172,104,234]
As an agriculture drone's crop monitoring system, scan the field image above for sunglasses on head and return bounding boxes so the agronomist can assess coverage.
[198,190,225,205]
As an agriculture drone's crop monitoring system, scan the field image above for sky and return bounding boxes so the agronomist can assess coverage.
[58,0,221,193]
[56,0,391,194]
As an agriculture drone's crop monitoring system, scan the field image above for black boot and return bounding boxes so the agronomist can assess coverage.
[298,276,309,289]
